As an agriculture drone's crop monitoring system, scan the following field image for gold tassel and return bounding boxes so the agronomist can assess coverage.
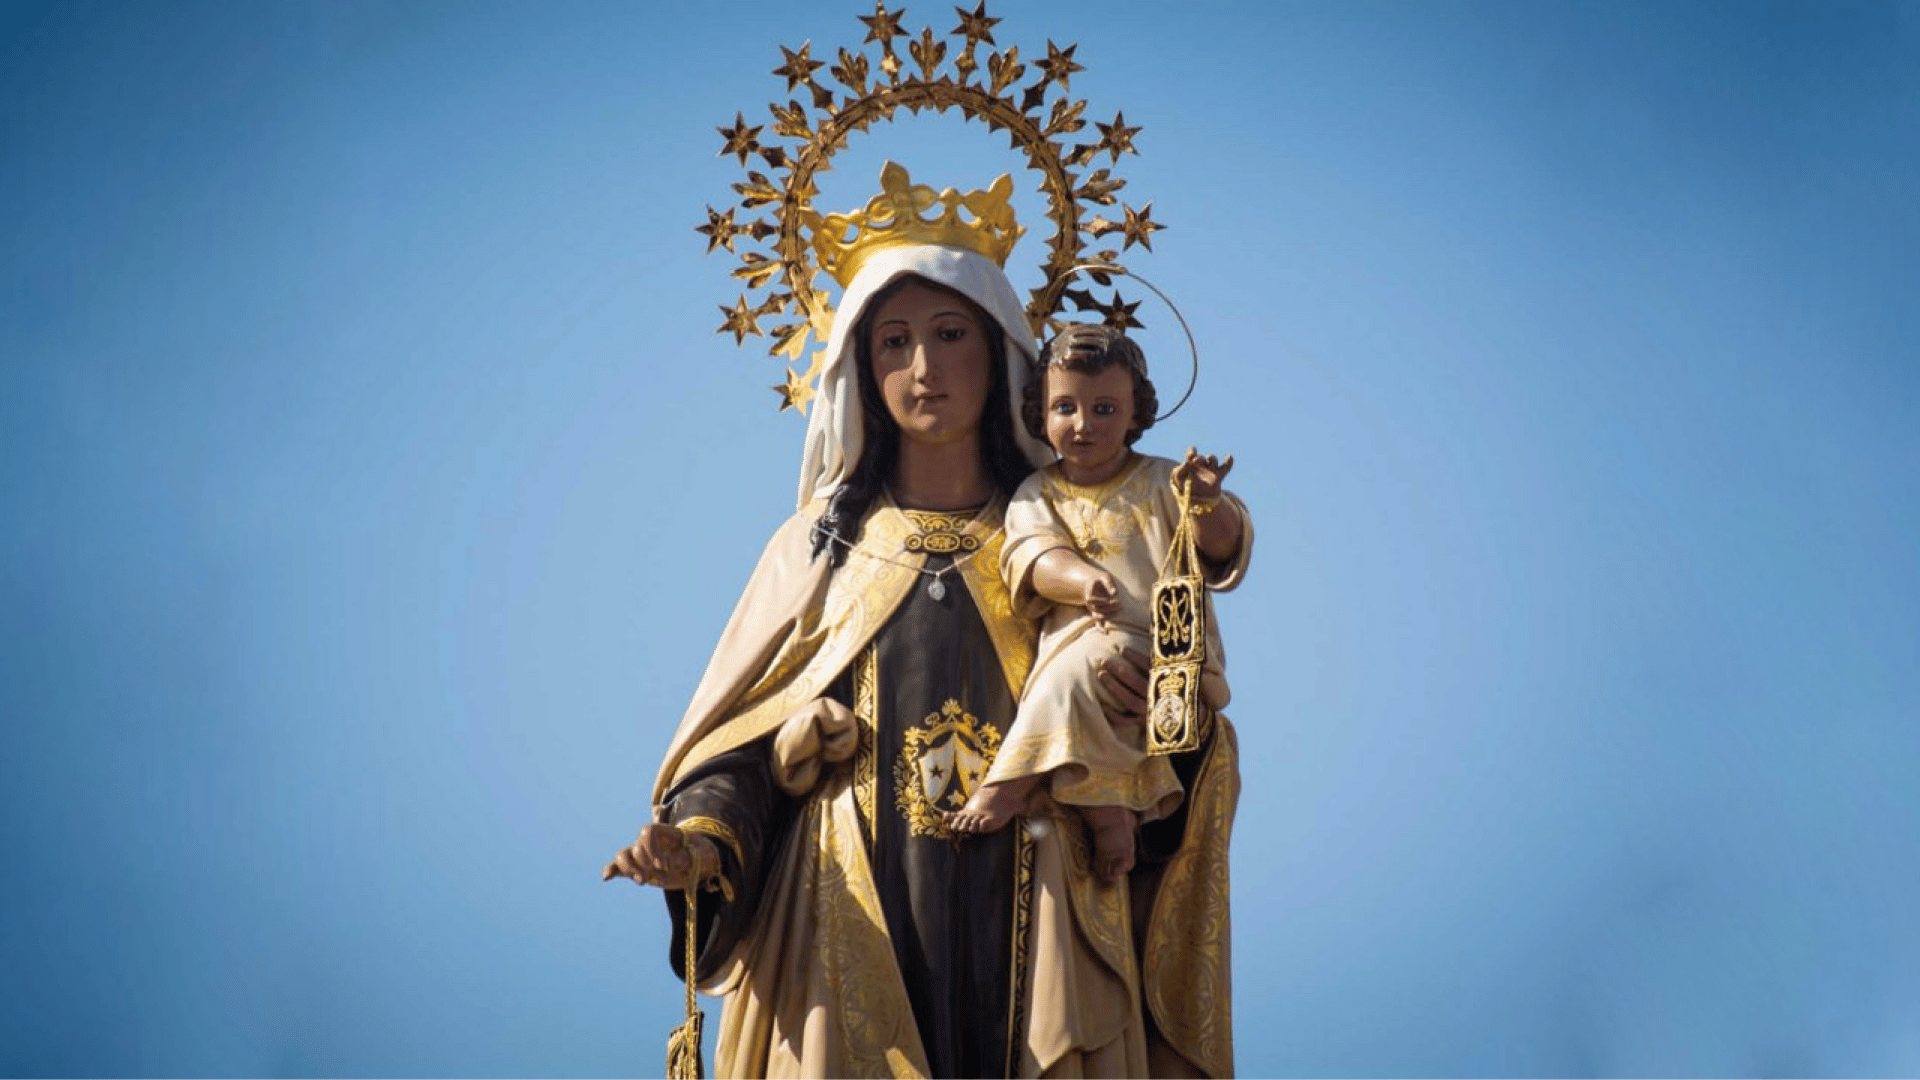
[666,883,706,1079]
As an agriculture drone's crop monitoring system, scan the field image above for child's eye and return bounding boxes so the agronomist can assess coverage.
[1051,401,1076,415]
[1094,402,1117,416]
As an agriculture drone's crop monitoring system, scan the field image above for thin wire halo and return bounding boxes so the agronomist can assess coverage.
[1057,263,1200,422]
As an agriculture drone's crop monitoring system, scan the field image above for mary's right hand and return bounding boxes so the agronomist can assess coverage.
[601,823,718,891]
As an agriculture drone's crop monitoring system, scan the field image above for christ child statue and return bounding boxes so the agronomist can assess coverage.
[947,323,1249,882]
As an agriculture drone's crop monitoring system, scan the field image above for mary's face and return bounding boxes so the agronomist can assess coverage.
[866,279,994,446]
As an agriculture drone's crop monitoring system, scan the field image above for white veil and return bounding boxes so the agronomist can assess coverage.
[796,244,1057,510]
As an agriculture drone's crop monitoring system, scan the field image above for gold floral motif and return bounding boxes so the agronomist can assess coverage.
[893,699,1003,838]
[1003,823,1036,1080]
[1060,807,1137,989]
[805,789,932,1077]
[854,644,878,849]
[952,512,1037,699]
[1143,716,1240,1078]
[900,507,984,556]
[1044,458,1152,563]
[673,496,1019,790]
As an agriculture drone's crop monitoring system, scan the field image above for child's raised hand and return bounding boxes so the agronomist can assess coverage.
[1084,571,1121,627]
[1172,446,1235,503]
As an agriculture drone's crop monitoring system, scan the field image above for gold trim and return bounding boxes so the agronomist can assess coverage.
[952,506,1036,699]
[1041,456,1151,562]
[854,643,878,852]
[1143,715,1239,1077]
[1004,821,1036,1080]
[670,500,925,790]
[675,815,746,869]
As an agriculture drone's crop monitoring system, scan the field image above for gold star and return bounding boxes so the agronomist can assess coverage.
[717,295,762,343]
[1118,202,1163,250]
[1101,292,1144,330]
[860,2,906,46]
[695,206,738,253]
[715,112,762,165]
[951,2,999,46]
[1095,110,1142,162]
[771,367,815,413]
[1035,40,1083,91]
[772,42,824,91]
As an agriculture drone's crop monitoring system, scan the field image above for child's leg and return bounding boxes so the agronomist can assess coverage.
[947,775,1039,834]
[1085,804,1137,883]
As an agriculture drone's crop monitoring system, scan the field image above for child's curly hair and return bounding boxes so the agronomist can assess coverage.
[1023,323,1160,445]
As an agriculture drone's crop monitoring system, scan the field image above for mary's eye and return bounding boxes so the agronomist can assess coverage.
[879,333,908,350]
[937,325,967,342]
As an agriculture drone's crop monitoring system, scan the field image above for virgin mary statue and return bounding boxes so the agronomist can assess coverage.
[605,164,1240,1079]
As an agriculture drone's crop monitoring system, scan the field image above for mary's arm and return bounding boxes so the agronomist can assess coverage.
[653,740,796,983]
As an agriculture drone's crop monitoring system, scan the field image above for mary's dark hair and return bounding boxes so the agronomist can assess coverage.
[810,274,1035,566]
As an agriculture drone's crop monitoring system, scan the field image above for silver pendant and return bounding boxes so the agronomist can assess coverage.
[927,576,946,601]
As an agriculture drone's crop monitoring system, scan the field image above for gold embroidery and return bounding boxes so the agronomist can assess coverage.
[954,515,1037,699]
[671,501,925,789]
[892,699,1002,839]
[899,507,985,556]
[854,644,877,850]
[990,725,1182,813]
[1043,457,1152,561]
[1143,715,1240,1078]
[1060,807,1137,989]
[675,815,745,868]
[1004,822,1035,1080]
[803,785,933,1077]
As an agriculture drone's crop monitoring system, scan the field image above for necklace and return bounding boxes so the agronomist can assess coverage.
[814,501,998,601]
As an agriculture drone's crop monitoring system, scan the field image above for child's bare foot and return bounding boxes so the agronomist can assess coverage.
[1087,805,1137,883]
[946,778,1035,834]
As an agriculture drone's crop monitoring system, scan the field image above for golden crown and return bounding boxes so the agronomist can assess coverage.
[806,162,1024,287]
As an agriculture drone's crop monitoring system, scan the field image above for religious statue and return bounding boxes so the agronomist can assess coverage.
[603,8,1246,1076]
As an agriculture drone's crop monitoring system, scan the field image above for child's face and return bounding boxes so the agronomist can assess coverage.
[1043,363,1137,484]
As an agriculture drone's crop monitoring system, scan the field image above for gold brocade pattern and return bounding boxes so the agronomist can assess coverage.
[1042,457,1153,561]
[675,815,745,868]
[992,727,1180,814]
[893,699,1002,839]
[1144,716,1240,1078]
[897,507,985,556]
[853,645,878,849]
[673,497,1026,789]
[671,501,927,789]
[1004,824,1036,1080]
[954,524,1035,699]
[1061,810,1138,992]
[805,787,932,1078]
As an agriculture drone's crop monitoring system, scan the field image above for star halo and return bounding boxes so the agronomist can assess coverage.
[697,2,1165,414]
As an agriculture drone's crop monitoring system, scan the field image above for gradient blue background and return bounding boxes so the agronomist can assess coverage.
[4,1,1917,1075]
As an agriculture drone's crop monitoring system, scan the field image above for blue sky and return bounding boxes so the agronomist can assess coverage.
[3,1,1917,1075]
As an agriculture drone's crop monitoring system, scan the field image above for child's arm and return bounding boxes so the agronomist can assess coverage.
[1172,447,1245,564]
[1032,547,1122,627]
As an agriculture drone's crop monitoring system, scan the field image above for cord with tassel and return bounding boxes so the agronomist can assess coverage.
[666,882,705,1079]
